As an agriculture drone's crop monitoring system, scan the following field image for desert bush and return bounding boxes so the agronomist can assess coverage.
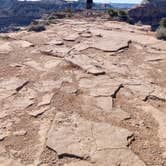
[156,27,166,40]
[107,8,118,18]
[28,23,46,32]
[118,10,128,21]
[159,18,166,28]
[108,8,131,23]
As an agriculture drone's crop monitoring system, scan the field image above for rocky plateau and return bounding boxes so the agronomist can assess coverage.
[0,15,166,166]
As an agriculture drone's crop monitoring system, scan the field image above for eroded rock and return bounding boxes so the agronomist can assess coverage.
[65,54,105,75]
[92,37,130,52]
[63,34,79,41]
[40,45,70,58]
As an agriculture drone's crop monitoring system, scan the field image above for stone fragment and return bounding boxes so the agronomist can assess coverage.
[65,54,105,75]
[47,39,64,46]
[28,106,50,117]
[81,32,92,38]
[63,34,79,41]
[92,37,130,52]
[12,97,34,110]
[61,84,78,94]
[38,93,54,107]
[40,45,70,58]
[0,77,28,92]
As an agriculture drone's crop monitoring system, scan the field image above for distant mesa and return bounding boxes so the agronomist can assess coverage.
[128,0,166,26]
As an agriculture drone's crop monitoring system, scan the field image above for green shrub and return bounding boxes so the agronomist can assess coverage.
[107,8,118,18]
[156,27,166,40]
[159,18,166,28]
[28,23,46,32]
[108,8,131,23]
[118,10,128,21]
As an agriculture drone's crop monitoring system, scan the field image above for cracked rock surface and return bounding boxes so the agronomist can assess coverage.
[0,16,166,166]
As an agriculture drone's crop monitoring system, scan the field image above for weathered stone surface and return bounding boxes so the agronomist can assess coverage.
[11,40,34,48]
[95,96,113,112]
[64,161,93,166]
[28,106,50,117]
[13,130,27,136]
[47,39,64,46]
[63,34,79,41]
[47,113,145,166]
[1,15,166,166]
[0,133,7,141]
[47,113,133,157]
[24,59,62,71]
[0,42,12,54]
[0,77,28,92]
[40,45,70,58]
[38,93,54,107]
[65,54,105,75]
[24,60,44,71]
[34,80,62,93]
[109,108,131,122]
[0,157,23,166]
[43,59,62,69]
[11,96,34,110]
[90,149,146,166]
[140,104,166,158]
[81,32,92,38]
[92,37,130,52]
[0,77,29,100]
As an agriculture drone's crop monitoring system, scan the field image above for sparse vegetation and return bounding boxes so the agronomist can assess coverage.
[156,18,166,40]
[118,10,128,21]
[108,8,132,24]
[107,8,118,18]
[156,27,166,40]
[28,22,46,32]
[159,18,166,28]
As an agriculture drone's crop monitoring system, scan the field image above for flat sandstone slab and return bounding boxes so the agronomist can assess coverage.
[47,113,145,165]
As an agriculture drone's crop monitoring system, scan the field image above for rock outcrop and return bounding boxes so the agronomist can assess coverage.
[128,0,166,26]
